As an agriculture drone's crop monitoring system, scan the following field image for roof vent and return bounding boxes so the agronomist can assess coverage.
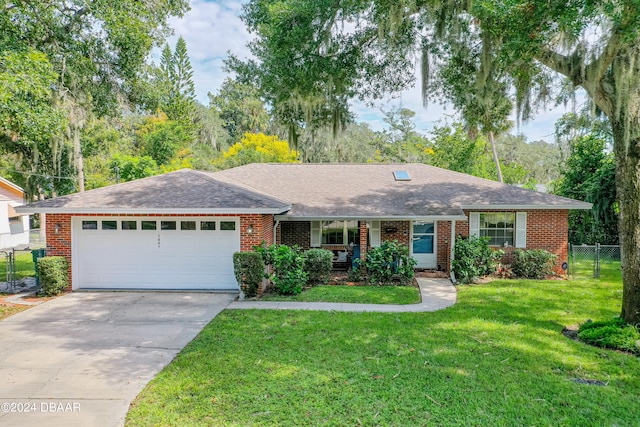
[393,170,411,181]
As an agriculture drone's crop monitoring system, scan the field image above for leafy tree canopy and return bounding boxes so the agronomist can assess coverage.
[217,133,299,169]
[236,0,640,324]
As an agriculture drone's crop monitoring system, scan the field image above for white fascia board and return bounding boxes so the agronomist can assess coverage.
[14,206,291,215]
[460,203,592,211]
[275,214,468,221]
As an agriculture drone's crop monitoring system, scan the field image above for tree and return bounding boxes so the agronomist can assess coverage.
[157,37,198,131]
[136,113,191,166]
[0,0,189,196]
[553,135,618,245]
[110,154,159,182]
[0,49,67,197]
[217,133,299,169]
[208,78,270,144]
[237,0,640,324]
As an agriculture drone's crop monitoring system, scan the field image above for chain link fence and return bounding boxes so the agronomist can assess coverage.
[569,243,622,279]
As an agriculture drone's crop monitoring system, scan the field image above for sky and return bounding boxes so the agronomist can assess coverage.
[164,0,580,143]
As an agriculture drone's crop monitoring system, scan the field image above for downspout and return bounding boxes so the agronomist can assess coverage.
[272,219,280,245]
[450,220,456,284]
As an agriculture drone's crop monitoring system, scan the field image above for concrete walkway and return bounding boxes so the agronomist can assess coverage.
[0,292,236,427]
[227,278,457,312]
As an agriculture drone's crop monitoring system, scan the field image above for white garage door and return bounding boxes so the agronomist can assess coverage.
[72,217,240,290]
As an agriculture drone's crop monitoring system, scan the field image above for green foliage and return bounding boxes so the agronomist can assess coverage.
[511,249,557,279]
[578,318,640,355]
[304,249,333,286]
[156,37,197,134]
[452,236,502,284]
[38,256,68,296]
[364,240,416,286]
[347,265,364,282]
[208,78,270,144]
[110,154,158,182]
[138,119,191,166]
[256,244,308,296]
[552,131,618,244]
[233,252,265,298]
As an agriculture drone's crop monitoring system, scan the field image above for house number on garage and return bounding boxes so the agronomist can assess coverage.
[158,234,160,248]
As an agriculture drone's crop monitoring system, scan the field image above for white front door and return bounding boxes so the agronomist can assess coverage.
[72,217,240,290]
[411,221,436,269]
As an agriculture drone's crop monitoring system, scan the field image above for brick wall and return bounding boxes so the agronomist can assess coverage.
[454,210,569,274]
[279,221,311,249]
[46,213,273,289]
[436,222,451,271]
[380,221,410,246]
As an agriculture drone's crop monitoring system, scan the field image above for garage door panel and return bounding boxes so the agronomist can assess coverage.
[73,217,240,290]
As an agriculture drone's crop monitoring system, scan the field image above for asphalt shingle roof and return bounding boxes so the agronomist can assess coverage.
[18,164,591,217]
[18,169,290,213]
[212,163,591,218]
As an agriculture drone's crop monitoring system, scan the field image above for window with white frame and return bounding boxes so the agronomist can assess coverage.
[479,213,514,246]
[321,220,359,245]
[469,212,527,248]
[311,220,381,248]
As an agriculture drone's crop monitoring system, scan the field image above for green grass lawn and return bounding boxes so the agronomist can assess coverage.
[0,252,36,281]
[126,266,639,426]
[260,285,421,305]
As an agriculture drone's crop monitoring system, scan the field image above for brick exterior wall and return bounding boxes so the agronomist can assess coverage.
[46,213,273,290]
[453,210,570,274]
[279,221,311,249]
[380,221,410,246]
[437,221,451,272]
[275,210,570,275]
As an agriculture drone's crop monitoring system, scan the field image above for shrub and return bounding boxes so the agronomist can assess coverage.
[452,236,502,284]
[511,249,557,279]
[233,252,265,298]
[38,256,68,296]
[578,318,640,354]
[347,264,364,282]
[257,244,307,295]
[365,240,416,286]
[304,249,333,286]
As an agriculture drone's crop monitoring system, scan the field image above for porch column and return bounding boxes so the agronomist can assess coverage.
[359,221,368,263]
[450,220,456,280]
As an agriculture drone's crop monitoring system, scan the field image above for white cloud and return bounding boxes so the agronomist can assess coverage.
[162,0,581,143]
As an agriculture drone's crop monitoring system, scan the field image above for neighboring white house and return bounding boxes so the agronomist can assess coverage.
[0,177,29,250]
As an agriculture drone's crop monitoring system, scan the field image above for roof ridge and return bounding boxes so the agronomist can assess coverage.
[194,170,292,206]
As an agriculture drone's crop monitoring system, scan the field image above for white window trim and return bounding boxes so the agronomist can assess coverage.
[470,212,527,248]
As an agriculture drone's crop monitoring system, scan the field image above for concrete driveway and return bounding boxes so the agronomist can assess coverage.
[0,291,236,427]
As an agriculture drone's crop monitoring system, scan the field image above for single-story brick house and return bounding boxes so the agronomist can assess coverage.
[17,163,591,291]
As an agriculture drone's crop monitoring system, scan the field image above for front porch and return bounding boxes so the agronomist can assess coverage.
[276,219,456,272]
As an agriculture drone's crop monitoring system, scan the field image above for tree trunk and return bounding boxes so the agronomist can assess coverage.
[612,119,640,325]
[488,130,503,183]
[73,125,85,192]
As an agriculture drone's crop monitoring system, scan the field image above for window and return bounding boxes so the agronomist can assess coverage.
[141,220,157,230]
[181,221,196,230]
[479,213,514,246]
[82,220,98,230]
[102,220,117,230]
[161,221,176,230]
[201,221,216,230]
[321,220,359,245]
[393,170,411,181]
[220,221,236,231]
[121,221,137,230]
[8,216,21,224]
